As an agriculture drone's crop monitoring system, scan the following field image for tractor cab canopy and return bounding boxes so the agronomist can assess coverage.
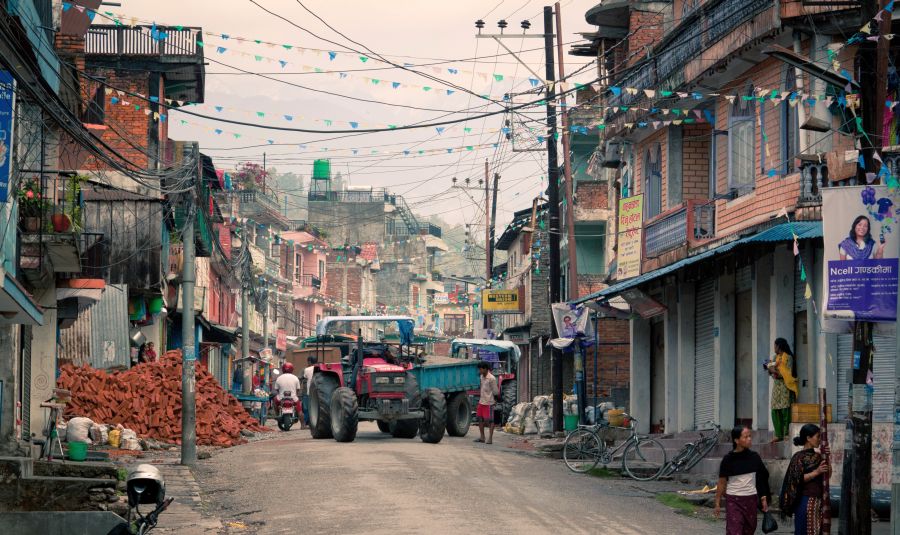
[315,315,415,346]
[450,338,521,373]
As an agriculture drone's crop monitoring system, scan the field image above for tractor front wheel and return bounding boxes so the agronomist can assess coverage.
[309,373,338,439]
[330,387,358,442]
[446,392,471,437]
[376,420,391,433]
[419,388,447,443]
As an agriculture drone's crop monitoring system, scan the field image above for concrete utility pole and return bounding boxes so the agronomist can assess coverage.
[844,1,889,533]
[543,5,564,434]
[489,172,500,271]
[180,151,198,466]
[241,223,252,396]
[555,1,578,302]
[484,158,491,331]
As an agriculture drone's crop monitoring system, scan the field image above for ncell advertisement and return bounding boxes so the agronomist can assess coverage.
[822,186,898,322]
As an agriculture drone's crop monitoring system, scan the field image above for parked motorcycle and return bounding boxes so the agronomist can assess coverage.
[276,393,300,431]
[107,464,173,535]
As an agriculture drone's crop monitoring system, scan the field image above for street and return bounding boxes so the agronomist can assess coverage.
[191,423,721,535]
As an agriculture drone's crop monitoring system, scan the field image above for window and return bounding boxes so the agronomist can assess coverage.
[318,259,325,280]
[644,143,662,219]
[83,79,106,125]
[728,86,756,193]
[294,252,302,282]
[781,67,800,174]
[444,314,467,335]
[710,123,719,199]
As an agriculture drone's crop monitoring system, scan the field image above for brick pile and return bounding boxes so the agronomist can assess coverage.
[57,349,268,447]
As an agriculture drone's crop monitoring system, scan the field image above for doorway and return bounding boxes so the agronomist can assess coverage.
[794,311,810,403]
[735,290,753,427]
[650,318,665,433]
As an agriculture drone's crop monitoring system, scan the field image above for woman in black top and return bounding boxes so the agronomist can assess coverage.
[715,426,771,535]
[779,424,830,534]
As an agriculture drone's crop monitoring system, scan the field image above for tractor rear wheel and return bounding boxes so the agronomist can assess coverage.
[419,388,447,443]
[389,419,419,439]
[309,373,338,439]
[501,379,517,426]
[376,420,391,433]
[330,387,358,442]
[446,392,471,437]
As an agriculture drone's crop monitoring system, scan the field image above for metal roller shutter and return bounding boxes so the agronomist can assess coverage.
[794,259,806,312]
[835,333,897,422]
[694,279,716,426]
[735,265,752,293]
[20,326,32,441]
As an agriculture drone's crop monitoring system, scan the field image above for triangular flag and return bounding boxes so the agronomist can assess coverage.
[804,283,812,300]
[800,263,807,282]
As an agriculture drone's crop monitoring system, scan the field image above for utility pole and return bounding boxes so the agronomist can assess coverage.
[555,1,578,302]
[484,158,491,331]
[844,2,888,533]
[543,5,564,434]
[489,172,500,270]
[241,223,252,396]
[180,149,198,466]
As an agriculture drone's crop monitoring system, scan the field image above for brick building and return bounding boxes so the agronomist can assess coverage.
[572,0,897,471]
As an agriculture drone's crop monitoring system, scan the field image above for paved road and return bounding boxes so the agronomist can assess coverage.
[193,422,722,534]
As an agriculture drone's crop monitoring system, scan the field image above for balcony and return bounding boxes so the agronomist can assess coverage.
[296,274,322,289]
[644,200,717,259]
[308,188,391,203]
[84,25,205,104]
[238,191,290,229]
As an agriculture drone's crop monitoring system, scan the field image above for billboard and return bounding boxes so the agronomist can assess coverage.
[617,194,643,279]
[0,71,14,203]
[822,186,898,322]
[481,288,525,314]
[433,292,450,305]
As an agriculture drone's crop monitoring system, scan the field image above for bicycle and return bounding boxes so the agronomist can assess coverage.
[657,421,723,478]
[563,415,667,481]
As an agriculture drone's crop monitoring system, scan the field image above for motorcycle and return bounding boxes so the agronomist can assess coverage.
[107,464,174,535]
[275,392,300,431]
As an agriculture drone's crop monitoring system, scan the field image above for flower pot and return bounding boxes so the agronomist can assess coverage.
[51,213,72,233]
[22,217,40,233]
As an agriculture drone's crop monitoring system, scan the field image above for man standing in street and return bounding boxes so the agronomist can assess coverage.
[302,356,317,428]
[476,361,499,444]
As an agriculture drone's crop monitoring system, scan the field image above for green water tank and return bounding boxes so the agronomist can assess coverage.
[312,159,331,180]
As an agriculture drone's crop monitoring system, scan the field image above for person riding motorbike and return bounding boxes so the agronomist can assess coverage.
[272,362,302,408]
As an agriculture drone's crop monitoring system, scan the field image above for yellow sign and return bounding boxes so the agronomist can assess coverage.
[618,194,643,232]
[617,194,644,280]
[481,288,524,314]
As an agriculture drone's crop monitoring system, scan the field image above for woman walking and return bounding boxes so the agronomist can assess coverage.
[766,337,799,441]
[715,426,771,535]
[779,424,830,535]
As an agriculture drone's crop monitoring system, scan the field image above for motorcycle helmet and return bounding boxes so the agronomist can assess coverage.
[282,362,294,374]
[127,464,166,506]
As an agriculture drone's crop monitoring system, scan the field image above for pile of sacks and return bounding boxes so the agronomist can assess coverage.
[504,395,578,435]
[61,417,143,450]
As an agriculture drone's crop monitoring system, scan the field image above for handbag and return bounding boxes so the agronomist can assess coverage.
[761,511,778,534]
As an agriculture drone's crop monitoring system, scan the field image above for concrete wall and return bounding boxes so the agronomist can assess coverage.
[0,325,22,454]
[307,201,385,245]
[28,287,57,443]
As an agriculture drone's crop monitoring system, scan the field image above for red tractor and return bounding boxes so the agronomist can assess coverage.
[306,316,446,443]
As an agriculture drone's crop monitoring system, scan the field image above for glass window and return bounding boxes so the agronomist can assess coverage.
[644,143,662,218]
[781,67,800,174]
[728,87,756,194]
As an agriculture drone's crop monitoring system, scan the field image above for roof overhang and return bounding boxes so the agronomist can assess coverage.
[0,269,44,325]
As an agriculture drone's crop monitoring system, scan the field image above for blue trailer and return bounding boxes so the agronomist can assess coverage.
[410,356,482,437]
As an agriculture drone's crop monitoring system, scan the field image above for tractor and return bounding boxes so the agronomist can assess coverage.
[307,316,446,443]
[449,338,520,424]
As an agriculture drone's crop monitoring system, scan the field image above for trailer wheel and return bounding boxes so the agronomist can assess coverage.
[309,373,338,439]
[330,387,358,442]
[376,420,391,433]
[419,388,447,443]
[501,379,517,426]
[446,392,471,437]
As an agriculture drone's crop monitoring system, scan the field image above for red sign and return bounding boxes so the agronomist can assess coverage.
[275,329,287,351]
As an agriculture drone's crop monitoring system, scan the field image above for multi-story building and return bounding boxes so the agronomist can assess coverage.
[571,0,896,472]
[282,228,330,338]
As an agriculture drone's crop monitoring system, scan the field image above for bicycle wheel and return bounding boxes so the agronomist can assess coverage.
[563,429,603,473]
[622,437,666,481]
[683,436,718,471]
[659,443,695,478]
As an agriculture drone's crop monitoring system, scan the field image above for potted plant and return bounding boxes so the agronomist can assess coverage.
[18,180,49,232]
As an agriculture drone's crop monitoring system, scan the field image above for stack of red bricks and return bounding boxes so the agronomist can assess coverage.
[57,349,268,447]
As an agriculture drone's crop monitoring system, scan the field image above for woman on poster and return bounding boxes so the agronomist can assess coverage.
[838,215,885,260]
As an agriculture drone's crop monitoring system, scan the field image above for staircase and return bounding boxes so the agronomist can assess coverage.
[394,195,420,236]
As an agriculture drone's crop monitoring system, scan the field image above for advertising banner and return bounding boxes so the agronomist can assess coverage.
[617,194,643,279]
[822,186,898,322]
[551,303,592,338]
[0,71,14,203]
[433,292,450,305]
[481,288,524,314]
[275,328,287,351]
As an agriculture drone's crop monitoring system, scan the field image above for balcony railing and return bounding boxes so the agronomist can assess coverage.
[238,191,289,227]
[644,206,688,258]
[307,189,392,203]
[693,201,716,241]
[296,274,322,289]
[85,26,202,57]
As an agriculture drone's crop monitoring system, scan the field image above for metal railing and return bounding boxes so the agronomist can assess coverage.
[307,189,392,203]
[296,274,321,288]
[644,206,688,258]
[693,201,716,240]
[85,26,202,57]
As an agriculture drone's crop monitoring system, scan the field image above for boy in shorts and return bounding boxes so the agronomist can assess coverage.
[475,361,500,444]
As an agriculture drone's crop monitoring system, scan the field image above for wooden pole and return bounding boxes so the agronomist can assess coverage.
[820,387,832,533]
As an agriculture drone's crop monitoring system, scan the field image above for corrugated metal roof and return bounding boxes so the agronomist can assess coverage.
[58,306,93,366]
[572,221,822,304]
[90,284,131,369]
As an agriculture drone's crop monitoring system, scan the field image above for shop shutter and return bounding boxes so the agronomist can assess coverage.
[20,326,32,441]
[794,258,806,312]
[735,265,752,293]
[835,333,897,422]
[694,279,717,426]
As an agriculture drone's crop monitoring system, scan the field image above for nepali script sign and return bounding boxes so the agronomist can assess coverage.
[822,186,898,322]
[617,194,643,280]
[0,71,13,203]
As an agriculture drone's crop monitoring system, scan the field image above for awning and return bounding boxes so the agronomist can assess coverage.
[573,221,822,305]
[198,316,239,344]
[0,269,44,325]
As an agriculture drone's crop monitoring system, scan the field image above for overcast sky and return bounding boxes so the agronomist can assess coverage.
[115,0,599,227]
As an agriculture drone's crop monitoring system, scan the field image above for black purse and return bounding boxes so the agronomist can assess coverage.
[761,511,778,534]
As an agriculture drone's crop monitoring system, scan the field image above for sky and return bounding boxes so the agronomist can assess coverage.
[111,0,600,227]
